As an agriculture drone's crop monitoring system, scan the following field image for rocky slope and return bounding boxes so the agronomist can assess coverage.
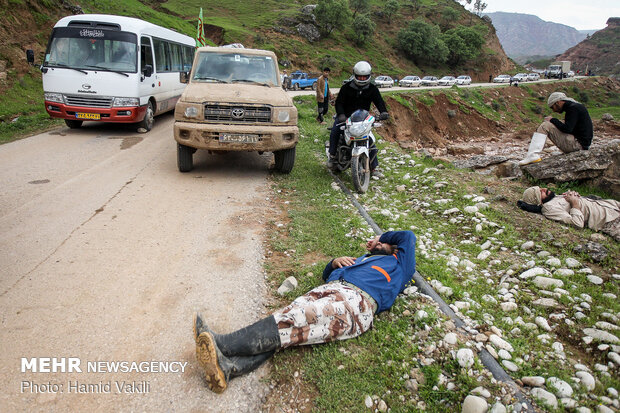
[557,17,620,77]
[485,12,587,58]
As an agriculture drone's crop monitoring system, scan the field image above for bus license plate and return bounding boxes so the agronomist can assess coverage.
[75,113,100,120]
[219,133,260,143]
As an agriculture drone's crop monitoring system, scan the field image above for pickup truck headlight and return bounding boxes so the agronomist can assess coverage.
[44,92,64,104]
[184,106,199,119]
[113,97,139,107]
[277,110,290,123]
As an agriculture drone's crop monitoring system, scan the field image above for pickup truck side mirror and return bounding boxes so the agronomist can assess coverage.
[180,71,189,84]
[143,64,153,78]
[26,49,35,65]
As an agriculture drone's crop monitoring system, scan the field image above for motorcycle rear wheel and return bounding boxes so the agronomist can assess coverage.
[351,153,370,193]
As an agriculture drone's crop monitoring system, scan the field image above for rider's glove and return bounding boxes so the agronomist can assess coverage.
[379,112,389,120]
[337,114,347,123]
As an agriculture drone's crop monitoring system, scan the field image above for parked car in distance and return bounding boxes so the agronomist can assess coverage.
[512,73,529,82]
[438,76,457,86]
[456,75,471,85]
[421,76,439,86]
[493,74,511,83]
[399,75,421,87]
[374,75,394,88]
[526,73,540,81]
[567,70,575,77]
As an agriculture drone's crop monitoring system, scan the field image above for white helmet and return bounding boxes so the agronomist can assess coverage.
[353,61,372,86]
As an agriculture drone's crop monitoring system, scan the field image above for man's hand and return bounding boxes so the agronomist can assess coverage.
[332,256,356,268]
[366,236,381,251]
[544,116,553,122]
[563,191,581,208]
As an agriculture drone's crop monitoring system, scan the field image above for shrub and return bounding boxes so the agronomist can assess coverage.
[398,19,448,65]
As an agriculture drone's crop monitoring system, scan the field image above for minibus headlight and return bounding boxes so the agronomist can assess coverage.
[184,106,199,119]
[277,110,290,123]
[44,92,64,104]
[113,97,140,107]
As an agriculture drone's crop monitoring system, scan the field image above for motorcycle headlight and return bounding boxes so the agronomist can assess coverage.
[113,97,139,107]
[44,92,64,104]
[277,110,290,123]
[348,123,367,137]
[184,106,199,119]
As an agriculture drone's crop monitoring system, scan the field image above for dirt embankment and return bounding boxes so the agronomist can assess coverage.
[380,77,620,159]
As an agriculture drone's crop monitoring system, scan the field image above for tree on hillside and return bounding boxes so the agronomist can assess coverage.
[442,25,485,66]
[473,0,487,16]
[384,0,400,20]
[350,0,370,18]
[314,0,352,37]
[397,19,448,64]
[352,14,376,45]
[440,7,460,30]
[407,0,421,12]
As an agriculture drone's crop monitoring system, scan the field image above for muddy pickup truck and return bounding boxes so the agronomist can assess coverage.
[174,47,298,173]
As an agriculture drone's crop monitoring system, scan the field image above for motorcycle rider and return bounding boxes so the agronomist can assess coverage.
[328,61,389,177]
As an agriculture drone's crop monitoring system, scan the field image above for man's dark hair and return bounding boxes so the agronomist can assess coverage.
[323,67,331,72]
[517,191,556,214]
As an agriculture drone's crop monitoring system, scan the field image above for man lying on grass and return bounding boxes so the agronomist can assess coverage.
[193,230,416,393]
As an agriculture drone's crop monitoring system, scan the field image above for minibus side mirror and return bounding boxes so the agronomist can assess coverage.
[143,64,153,78]
[180,71,189,84]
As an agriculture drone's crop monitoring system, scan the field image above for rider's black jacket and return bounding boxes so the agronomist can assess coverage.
[335,81,388,118]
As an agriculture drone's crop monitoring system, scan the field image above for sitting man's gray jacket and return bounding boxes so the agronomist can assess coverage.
[542,196,620,231]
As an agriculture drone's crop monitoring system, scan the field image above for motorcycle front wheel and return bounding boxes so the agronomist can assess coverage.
[351,153,370,193]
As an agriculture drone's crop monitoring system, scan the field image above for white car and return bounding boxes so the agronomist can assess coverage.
[399,75,421,87]
[438,76,456,86]
[568,70,575,77]
[526,73,540,81]
[493,74,511,83]
[456,75,471,85]
[420,76,439,86]
[512,73,529,82]
[374,76,394,88]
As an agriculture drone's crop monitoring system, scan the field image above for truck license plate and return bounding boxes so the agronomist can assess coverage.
[75,112,100,120]
[219,133,260,143]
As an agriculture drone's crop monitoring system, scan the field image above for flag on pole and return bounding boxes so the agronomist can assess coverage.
[196,8,207,47]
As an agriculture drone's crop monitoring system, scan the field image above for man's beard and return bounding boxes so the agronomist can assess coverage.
[543,191,556,204]
[369,247,391,256]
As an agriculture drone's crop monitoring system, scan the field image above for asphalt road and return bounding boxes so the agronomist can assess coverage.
[0,114,274,412]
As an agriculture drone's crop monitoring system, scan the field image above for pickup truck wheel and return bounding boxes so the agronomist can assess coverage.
[177,143,194,172]
[274,146,296,174]
[293,83,299,91]
[65,119,83,129]
[311,82,317,91]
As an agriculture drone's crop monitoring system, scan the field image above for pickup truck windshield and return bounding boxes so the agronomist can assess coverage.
[44,27,137,73]
[193,52,278,86]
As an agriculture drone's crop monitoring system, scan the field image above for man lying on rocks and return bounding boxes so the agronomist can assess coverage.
[193,230,416,393]
[518,186,620,241]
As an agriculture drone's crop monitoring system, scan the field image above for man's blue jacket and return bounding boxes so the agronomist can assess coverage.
[322,231,416,313]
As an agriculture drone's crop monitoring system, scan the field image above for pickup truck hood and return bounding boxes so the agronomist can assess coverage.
[181,83,293,107]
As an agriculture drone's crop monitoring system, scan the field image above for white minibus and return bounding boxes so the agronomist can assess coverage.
[35,14,195,131]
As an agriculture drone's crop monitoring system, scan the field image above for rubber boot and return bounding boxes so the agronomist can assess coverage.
[519,132,547,166]
[196,330,275,393]
[194,313,281,357]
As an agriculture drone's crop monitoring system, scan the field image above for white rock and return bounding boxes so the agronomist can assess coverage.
[489,402,506,413]
[608,351,620,365]
[583,328,619,344]
[364,395,373,408]
[415,310,429,321]
[554,268,574,277]
[461,395,488,413]
[607,387,618,398]
[532,298,559,308]
[477,250,491,260]
[546,257,562,267]
[277,276,298,295]
[597,406,614,413]
[378,399,388,412]
[560,398,577,408]
[575,371,595,391]
[533,276,564,289]
[444,332,458,345]
[519,267,549,279]
[531,388,558,409]
[535,316,553,331]
[565,258,581,268]
[596,321,619,331]
[547,377,573,398]
[502,360,518,372]
[522,376,545,387]
[498,349,511,359]
[576,408,592,413]
[480,240,492,250]
[587,275,604,285]
[500,302,518,312]
[464,206,479,214]
[521,241,535,250]
[457,348,475,368]
[471,386,491,399]
[489,335,514,352]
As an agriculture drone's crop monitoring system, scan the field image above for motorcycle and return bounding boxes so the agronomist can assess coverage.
[326,109,382,193]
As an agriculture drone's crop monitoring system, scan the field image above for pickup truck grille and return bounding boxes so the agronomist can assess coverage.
[65,94,113,108]
[204,104,271,123]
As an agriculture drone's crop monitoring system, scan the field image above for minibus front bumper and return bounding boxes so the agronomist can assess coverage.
[44,101,148,123]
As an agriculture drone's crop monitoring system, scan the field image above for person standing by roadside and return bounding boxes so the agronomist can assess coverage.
[316,67,333,123]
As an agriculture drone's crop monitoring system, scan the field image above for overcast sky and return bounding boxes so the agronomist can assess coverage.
[484,0,620,30]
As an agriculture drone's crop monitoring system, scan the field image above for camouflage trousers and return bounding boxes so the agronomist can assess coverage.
[602,216,620,242]
[273,282,375,348]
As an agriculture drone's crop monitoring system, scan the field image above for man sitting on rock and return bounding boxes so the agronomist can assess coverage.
[518,186,620,241]
[193,230,416,393]
[519,92,593,166]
